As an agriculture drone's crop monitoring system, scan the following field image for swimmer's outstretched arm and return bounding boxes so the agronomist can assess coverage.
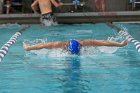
[23,41,68,51]
[78,40,128,47]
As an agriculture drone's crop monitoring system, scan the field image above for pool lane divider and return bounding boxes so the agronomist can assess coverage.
[119,31,140,52]
[106,23,140,53]
[0,25,29,62]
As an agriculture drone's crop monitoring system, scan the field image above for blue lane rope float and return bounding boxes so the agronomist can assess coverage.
[0,25,29,62]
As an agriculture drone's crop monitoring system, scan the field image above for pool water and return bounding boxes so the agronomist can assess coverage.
[0,23,140,93]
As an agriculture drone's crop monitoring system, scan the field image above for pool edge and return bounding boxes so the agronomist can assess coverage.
[0,11,140,24]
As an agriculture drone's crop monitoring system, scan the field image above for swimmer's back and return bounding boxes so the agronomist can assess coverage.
[38,0,52,14]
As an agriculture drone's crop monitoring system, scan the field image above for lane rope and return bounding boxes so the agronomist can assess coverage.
[119,30,140,52]
[106,23,140,53]
[0,25,29,62]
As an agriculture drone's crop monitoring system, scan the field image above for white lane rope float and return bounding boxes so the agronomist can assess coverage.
[0,25,29,62]
[106,23,140,53]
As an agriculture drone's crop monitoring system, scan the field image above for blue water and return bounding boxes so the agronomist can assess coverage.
[0,23,140,93]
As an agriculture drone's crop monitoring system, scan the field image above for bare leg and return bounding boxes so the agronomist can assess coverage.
[6,0,11,14]
[0,1,3,14]
[6,6,10,14]
[101,0,106,12]
[95,0,100,11]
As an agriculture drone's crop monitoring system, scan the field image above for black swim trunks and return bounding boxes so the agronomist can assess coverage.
[41,12,56,22]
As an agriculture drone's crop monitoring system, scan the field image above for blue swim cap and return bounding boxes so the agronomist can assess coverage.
[67,40,80,54]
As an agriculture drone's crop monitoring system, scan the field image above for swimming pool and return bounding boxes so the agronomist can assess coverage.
[0,23,140,93]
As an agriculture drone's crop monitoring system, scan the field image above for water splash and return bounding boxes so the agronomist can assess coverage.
[25,46,102,59]
[80,46,100,55]
[23,33,125,57]
[98,46,119,54]
[98,33,125,54]
[23,38,47,46]
[27,48,69,58]
[41,19,58,26]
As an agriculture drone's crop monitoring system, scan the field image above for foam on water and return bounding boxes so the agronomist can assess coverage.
[98,46,119,54]
[25,46,101,58]
[23,38,47,46]
[80,46,100,55]
[30,48,69,57]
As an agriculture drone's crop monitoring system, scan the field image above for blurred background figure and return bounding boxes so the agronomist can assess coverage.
[6,0,11,14]
[0,0,3,14]
[31,0,63,26]
[3,0,11,14]
[95,0,106,12]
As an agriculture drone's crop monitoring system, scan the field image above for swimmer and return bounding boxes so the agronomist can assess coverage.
[31,0,63,26]
[23,39,128,54]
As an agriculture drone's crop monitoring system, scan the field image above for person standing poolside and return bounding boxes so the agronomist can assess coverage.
[1,0,10,14]
[23,39,128,54]
[0,0,3,14]
[5,0,11,14]
[95,0,106,12]
[31,0,63,26]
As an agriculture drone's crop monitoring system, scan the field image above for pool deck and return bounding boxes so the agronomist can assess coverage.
[0,11,140,24]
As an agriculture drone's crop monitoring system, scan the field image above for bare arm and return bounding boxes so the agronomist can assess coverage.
[31,0,39,13]
[50,0,63,7]
[79,40,127,47]
[23,41,67,51]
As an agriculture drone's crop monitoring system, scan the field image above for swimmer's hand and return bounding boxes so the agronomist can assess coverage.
[120,40,128,46]
[23,42,30,51]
